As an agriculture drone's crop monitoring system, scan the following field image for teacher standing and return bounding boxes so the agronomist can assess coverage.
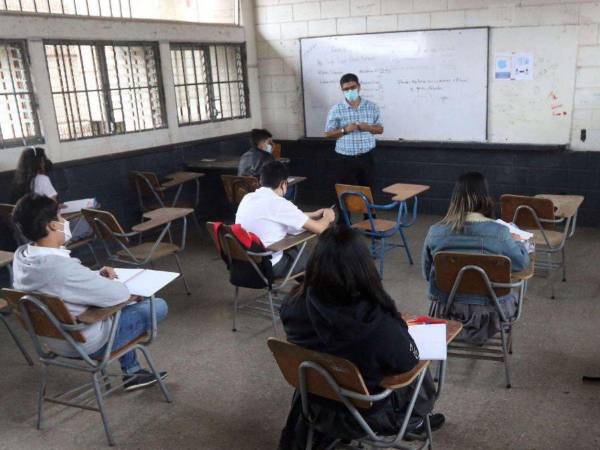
[324,73,384,188]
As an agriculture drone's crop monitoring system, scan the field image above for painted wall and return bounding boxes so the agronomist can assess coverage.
[254,0,600,151]
[0,0,262,170]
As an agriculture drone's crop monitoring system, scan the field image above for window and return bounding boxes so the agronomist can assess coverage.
[0,40,43,149]
[45,41,166,141]
[170,43,249,126]
[1,0,240,25]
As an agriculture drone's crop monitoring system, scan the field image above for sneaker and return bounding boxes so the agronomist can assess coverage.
[405,413,445,440]
[123,369,168,392]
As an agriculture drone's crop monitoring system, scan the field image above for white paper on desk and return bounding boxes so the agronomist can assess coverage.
[113,268,179,297]
[61,198,96,214]
[495,219,534,241]
[408,324,447,361]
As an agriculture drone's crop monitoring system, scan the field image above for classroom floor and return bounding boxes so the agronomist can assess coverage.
[1,213,599,450]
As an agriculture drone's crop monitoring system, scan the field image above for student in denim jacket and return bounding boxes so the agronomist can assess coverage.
[422,172,530,345]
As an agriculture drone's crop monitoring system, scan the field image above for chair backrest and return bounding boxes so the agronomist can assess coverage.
[2,288,86,343]
[130,171,164,205]
[500,194,555,230]
[434,252,512,298]
[335,184,374,215]
[0,203,14,219]
[221,175,260,206]
[272,142,282,159]
[268,337,372,409]
[81,208,128,245]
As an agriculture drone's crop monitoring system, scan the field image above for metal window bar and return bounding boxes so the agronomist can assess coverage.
[0,0,132,17]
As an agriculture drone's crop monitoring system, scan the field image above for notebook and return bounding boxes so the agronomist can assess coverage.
[408,324,447,361]
[61,198,96,214]
[113,268,179,297]
[495,219,535,252]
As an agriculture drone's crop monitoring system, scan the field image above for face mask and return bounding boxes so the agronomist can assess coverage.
[344,89,359,102]
[265,144,273,154]
[55,220,72,244]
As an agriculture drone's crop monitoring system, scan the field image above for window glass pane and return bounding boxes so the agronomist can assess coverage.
[0,41,43,149]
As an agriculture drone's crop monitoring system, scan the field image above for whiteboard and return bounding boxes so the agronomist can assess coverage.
[488,26,578,145]
[301,28,488,142]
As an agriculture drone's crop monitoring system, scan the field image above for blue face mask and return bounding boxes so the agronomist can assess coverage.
[344,89,359,102]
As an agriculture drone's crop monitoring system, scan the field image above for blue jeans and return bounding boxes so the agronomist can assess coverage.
[89,298,168,375]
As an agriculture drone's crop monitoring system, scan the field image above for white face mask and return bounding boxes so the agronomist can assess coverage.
[265,144,273,154]
[55,220,72,244]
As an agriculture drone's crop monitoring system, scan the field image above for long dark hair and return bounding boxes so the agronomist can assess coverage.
[11,147,52,203]
[442,172,494,232]
[295,225,399,316]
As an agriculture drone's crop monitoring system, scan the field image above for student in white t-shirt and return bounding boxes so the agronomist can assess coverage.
[11,147,93,243]
[236,161,335,278]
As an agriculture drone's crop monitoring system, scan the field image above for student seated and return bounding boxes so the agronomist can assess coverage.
[235,161,335,278]
[278,225,443,449]
[11,193,168,391]
[11,146,94,243]
[238,128,276,178]
[422,172,530,345]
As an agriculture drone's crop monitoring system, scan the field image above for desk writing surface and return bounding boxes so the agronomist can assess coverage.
[512,253,535,281]
[161,171,204,189]
[535,194,584,219]
[383,183,430,202]
[287,176,307,187]
[380,316,461,389]
[0,250,13,268]
[267,231,316,253]
[134,207,193,232]
[186,157,290,171]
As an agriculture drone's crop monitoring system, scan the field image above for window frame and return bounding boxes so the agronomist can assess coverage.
[170,42,250,127]
[0,39,44,149]
[43,39,168,142]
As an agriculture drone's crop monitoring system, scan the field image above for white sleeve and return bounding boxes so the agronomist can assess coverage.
[274,199,308,233]
[34,175,58,198]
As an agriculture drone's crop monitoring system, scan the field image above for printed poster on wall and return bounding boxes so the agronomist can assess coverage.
[494,52,534,81]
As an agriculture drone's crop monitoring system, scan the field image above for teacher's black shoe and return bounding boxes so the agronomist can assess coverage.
[405,413,445,441]
[123,369,168,391]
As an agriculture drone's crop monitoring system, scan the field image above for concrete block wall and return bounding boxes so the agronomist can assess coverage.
[254,0,600,151]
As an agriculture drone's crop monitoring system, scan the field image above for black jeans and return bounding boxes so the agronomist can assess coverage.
[335,151,376,223]
[272,246,310,279]
[334,150,376,188]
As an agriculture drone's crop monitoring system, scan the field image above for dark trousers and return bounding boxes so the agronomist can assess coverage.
[335,151,376,223]
[334,151,376,188]
[272,246,310,279]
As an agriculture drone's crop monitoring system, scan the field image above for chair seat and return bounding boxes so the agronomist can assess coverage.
[144,200,196,211]
[353,219,397,233]
[529,229,564,247]
[117,242,180,261]
[92,332,149,361]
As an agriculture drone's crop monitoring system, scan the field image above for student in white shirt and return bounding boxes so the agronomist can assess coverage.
[236,161,335,278]
[12,193,169,391]
[11,147,93,243]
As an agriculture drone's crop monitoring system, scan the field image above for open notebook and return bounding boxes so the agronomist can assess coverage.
[408,323,447,361]
[495,219,535,253]
[113,268,179,297]
[61,198,96,214]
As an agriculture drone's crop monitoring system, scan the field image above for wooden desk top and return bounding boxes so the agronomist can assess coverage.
[287,176,307,187]
[380,316,462,389]
[77,297,139,324]
[186,157,290,171]
[161,171,205,189]
[62,211,82,221]
[267,231,316,253]
[512,253,535,281]
[383,183,430,202]
[535,194,584,219]
[134,207,194,232]
[0,298,7,310]
[0,250,13,268]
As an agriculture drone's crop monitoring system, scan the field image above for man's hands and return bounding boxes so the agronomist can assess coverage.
[100,266,118,279]
[345,123,359,133]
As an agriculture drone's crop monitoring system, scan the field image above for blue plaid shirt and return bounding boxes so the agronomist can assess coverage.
[325,98,382,156]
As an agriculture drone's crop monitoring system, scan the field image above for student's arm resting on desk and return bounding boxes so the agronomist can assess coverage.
[302,209,335,234]
[377,314,420,374]
[61,257,130,308]
[499,227,530,272]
